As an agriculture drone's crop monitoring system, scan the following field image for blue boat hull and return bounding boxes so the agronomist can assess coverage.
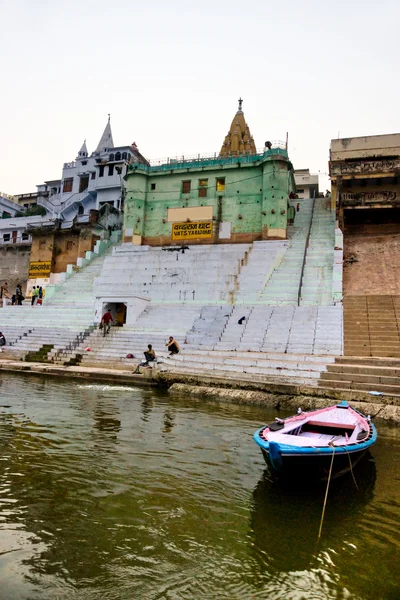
[260,445,370,481]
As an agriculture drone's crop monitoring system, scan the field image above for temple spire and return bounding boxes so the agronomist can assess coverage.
[77,139,88,157]
[95,115,114,153]
[219,98,256,157]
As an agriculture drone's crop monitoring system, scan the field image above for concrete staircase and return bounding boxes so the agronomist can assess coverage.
[46,245,114,308]
[163,349,333,385]
[319,356,400,396]
[343,295,400,357]
[95,244,251,303]
[234,241,288,303]
[300,198,335,305]
[53,303,203,366]
[259,198,314,305]
[217,304,343,355]
[1,243,115,360]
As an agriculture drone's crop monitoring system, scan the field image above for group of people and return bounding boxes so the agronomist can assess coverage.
[1,282,24,305]
[0,282,44,306]
[31,286,43,306]
[100,310,181,361]
[133,337,180,373]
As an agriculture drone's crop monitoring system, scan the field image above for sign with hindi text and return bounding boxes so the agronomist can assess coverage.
[29,261,52,278]
[171,221,213,240]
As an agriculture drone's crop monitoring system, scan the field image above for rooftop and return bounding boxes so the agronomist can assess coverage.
[128,142,289,174]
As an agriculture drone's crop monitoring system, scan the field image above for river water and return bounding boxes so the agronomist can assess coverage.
[0,373,398,600]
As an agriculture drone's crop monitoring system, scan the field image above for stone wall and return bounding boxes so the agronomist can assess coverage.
[30,229,100,275]
[0,244,31,291]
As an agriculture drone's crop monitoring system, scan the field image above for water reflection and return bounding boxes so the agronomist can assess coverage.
[93,402,121,437]
[162,408,175,434]
[0,374,399,600]
[141,397,154,422]
[251,456,377,574]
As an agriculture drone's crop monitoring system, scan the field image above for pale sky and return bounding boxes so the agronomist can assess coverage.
[1,0,399,195]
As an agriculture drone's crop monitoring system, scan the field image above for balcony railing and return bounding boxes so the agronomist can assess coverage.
[0,235,31,245]
[147,142,287,168]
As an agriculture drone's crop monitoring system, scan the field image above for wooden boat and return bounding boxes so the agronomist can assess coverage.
[253,401,377,480]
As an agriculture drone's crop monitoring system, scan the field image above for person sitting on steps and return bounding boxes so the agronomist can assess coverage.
[133,344,157,374]
[166,336,180,356]
[144,344,156,364]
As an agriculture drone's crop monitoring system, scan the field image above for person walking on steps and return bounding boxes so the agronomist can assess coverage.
[101,309,114,337]
[166,336,180,356]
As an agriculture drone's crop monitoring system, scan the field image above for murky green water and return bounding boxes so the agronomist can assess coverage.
[0,373,399,600]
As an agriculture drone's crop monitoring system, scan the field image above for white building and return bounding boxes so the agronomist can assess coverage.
[0,195,22,220]
[37,117,149,219]
[0,214,56,246]
[294,169,319,199]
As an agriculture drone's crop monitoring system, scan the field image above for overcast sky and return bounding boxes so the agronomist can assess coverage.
[1,0,399,195]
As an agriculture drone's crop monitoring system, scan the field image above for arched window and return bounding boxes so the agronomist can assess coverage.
[115,151,121,161]
[122,152,127,160]
[109,153,115,162]
[78,205,84,215]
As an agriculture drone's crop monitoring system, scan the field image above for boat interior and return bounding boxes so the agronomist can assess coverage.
[263,407,369,446]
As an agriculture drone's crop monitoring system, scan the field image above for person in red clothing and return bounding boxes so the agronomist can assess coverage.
[101,309,114,337]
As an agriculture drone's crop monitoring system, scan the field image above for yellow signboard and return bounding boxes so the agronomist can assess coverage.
[29,261,52,278]
[172,220,213,240]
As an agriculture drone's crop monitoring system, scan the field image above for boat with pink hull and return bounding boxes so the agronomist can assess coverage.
[253,401,377,480]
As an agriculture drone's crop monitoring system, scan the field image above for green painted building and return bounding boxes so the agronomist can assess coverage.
[123,102,296,246]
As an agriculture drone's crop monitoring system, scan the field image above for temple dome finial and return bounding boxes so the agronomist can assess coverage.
[219,98,256,157]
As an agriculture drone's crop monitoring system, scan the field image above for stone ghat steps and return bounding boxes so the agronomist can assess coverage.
[77,347,333,380]
[45,244,115,306]
[343,295,400,357]
[318,356,400,395]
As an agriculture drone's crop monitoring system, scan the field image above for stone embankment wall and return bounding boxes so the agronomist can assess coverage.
[167,382,400,424]
[0,244,30,290]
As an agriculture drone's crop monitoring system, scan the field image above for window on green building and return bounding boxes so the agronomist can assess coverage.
[182,180,191,194]
[198,179,208,198]
[151,183,156,190]
[216,178,225,192]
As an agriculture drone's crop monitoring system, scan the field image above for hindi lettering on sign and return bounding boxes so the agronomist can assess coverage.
[29,261,52,278]
[172,221,213,241]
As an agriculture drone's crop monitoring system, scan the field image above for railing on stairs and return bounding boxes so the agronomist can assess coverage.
[49,325,96,364]
[297,192,316,306]
[37,191,92,215]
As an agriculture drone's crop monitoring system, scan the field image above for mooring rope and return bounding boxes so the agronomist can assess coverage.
[317,443,335,541]
[347,451,359,491]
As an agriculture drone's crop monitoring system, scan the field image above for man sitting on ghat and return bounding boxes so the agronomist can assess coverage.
[166,336,180,356]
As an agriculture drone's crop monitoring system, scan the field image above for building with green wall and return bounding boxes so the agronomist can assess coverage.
[123,102,296,246]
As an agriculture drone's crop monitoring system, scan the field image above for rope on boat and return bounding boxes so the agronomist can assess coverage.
[317,443,335,541]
